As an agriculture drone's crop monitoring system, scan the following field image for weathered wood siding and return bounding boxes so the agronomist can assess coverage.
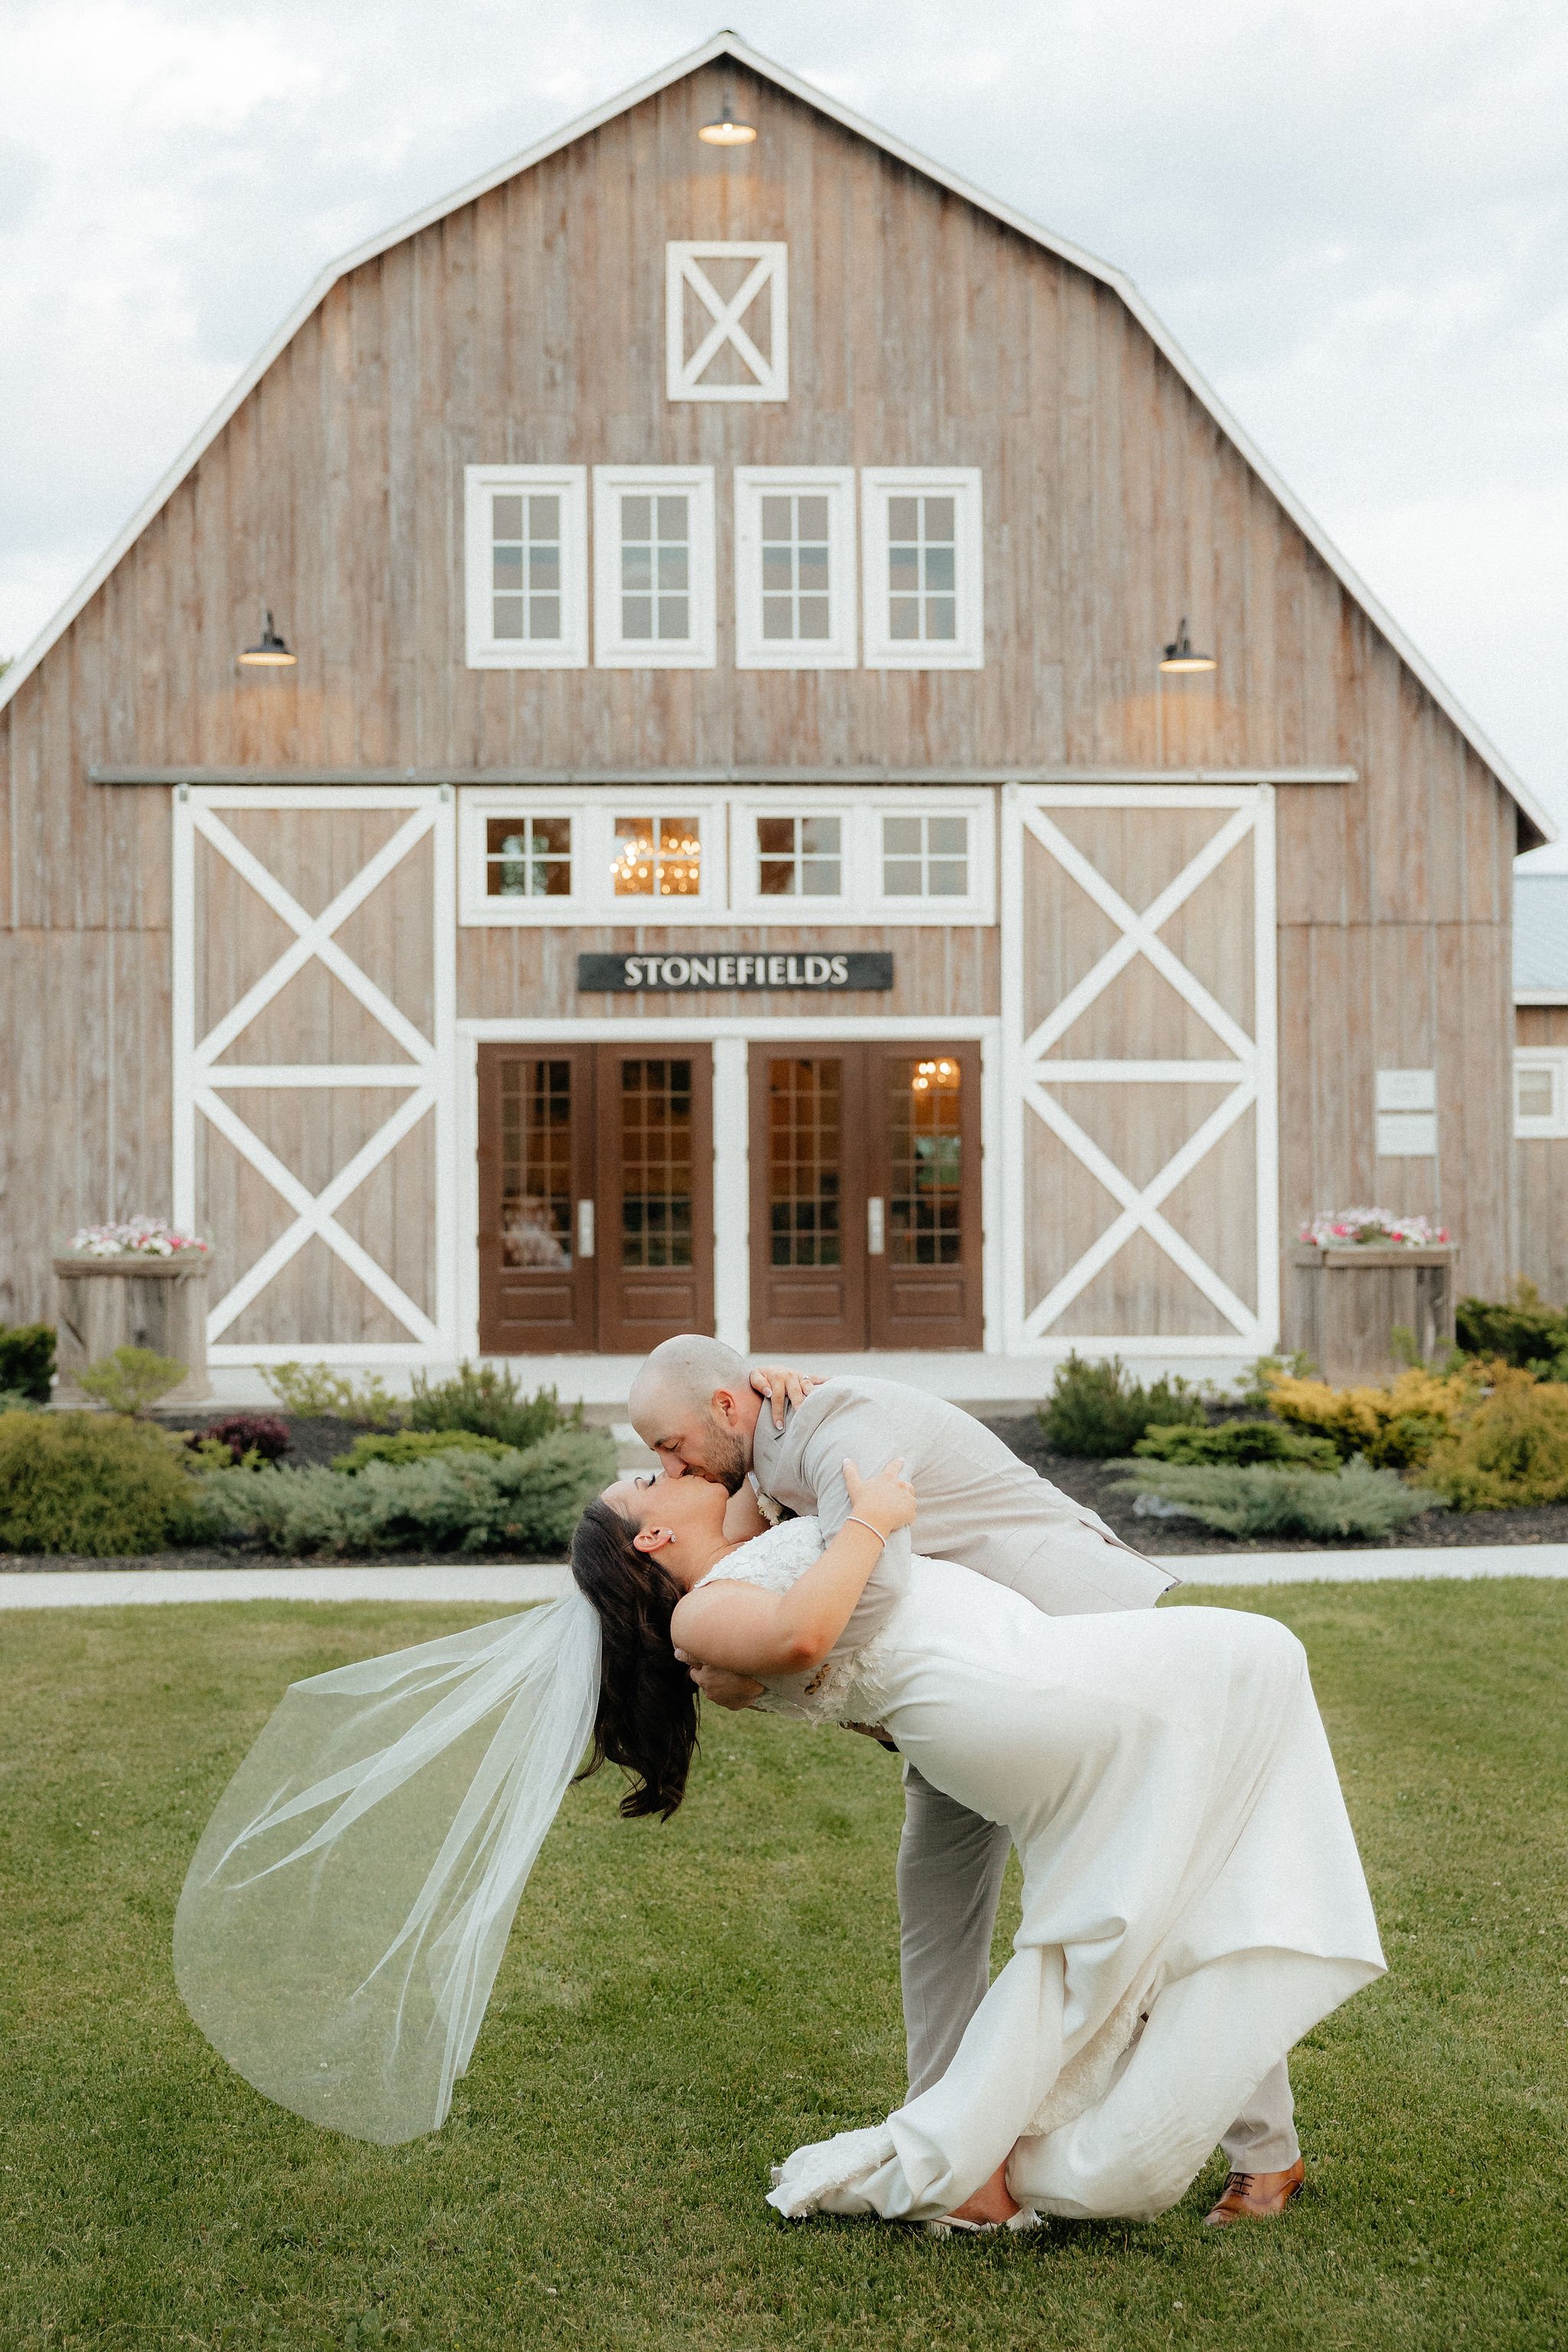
[1513,1003,1568,1304]
[0,58,1524,1328]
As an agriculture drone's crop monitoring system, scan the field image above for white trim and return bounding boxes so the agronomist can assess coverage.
[1515,991,1568,1008]
[733,468,857,668]
[1514,1049,1568,1139]
[725,785,995,926]
[711,1036,750,1348]
[459,786,730,926]
[3,34,1539,839]
[456,1014,998,1042]
[592,466,717,668]
[666,243,788,401]
[1001,782,1278,1357]
[463,465,588,668]
[173,786,459,1361]
[861,467,984,670]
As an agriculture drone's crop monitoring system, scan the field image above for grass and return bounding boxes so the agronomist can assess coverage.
[1,1581,1565,2352]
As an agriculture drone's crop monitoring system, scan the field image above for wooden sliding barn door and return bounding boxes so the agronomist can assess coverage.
[172,786,456,1367]
[1002,786,1278,1357]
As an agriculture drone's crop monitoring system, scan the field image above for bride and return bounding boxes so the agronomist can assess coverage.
[175,1452,1383,2231]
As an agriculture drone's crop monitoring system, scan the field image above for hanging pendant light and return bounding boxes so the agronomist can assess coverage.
[1158,617,1216,674]
[698,85,756,144]
[237,608,297,668]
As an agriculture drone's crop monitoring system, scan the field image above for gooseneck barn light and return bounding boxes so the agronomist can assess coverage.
[1158,618,1217,674]
[697,87,756,144]
[237,609,297,668]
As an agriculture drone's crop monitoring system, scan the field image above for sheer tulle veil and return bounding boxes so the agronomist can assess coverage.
[173,1594,601,2145]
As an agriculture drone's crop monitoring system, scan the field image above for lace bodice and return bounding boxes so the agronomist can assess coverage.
[694,1519,893,1726]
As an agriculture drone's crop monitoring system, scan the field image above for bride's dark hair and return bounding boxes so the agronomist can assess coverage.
[570,1498,699,1821]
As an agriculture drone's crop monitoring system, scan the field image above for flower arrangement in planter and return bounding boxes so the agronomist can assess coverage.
[68,1217,211,1258]
[1300,1207,1449,1249]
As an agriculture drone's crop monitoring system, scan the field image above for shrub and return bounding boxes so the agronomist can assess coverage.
[197,1425,617,1557]
[1423,1380,1568,1508]
[328,1427,514,1475]
[1259,1361,1489,1472]
[0,1322,55,1402]
[1455,1279,1568,1377]
[1115,1455,1442,1540]
[0,1390,41,1414]
[1132,1419,1341,1472]
[261,1364,405,1426]
[189,1413,291,1466]
[407,1361,583,1450]
[1037,1354,1207,1459]
[0,1410,204,1556]
[76,1346,186,1416]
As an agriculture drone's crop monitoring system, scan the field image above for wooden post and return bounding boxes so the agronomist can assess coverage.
[1289,1245,1458,1387]
[53,1257,213,1406]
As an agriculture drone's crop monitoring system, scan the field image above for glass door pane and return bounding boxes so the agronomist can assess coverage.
[867,1045,981,1349]
[749,1050,867,1351]
[478,1047,596,1352]
[596,1047,713,1349]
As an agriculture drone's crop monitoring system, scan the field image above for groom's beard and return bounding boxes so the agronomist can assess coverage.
[700,1425,750,1494]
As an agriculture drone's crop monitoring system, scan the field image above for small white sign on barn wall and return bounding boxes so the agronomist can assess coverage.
[1374,1068,1437,1158]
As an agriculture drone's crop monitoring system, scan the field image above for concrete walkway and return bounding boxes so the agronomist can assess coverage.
[4,1548,1568,1607]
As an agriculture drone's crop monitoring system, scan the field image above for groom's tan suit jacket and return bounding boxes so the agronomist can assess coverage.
[749,1377,1174,1708]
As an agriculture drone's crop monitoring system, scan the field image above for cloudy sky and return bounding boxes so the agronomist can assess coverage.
[3,0,1564,851]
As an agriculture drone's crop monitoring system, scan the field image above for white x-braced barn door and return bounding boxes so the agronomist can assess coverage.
[1001,785,1278,1359]
[172,787,456,1364]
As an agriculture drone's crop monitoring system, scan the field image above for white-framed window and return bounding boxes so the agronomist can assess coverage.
[666,243,788,402]
[593,467,717,668]
[728,790,995,925]
[1515,1050,1568,1138]
[733,469,857,668]
[1374,1068,1437,1159]
[459,790,729,926]
[463,466,588,668]
[861,468,984,669]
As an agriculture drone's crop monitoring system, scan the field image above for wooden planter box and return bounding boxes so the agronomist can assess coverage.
[53,1255,212,1406]
[1289,1244,1458,1387]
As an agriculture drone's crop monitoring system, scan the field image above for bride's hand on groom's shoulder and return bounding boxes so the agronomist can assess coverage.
[842,1457,917,1538]
[749,1363,825,1429]
[673,1649,766,1710]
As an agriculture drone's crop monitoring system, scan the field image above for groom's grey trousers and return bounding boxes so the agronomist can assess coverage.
[897,1763,1299,2173]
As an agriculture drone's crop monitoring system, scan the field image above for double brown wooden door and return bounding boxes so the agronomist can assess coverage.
[750,1042,982,1352]
[479,1044,713,1353]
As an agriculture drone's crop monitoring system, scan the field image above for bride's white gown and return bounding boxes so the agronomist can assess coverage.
[708,1519,1384,2225]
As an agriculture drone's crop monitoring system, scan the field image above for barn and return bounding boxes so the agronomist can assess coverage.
[1,31,1554,1403]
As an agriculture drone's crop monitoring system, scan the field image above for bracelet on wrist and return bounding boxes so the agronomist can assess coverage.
[844,1514,888,1548]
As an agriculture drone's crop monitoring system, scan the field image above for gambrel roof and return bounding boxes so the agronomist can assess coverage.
[1,30,1552,844]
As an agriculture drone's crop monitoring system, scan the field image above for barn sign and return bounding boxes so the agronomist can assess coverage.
[576,950,893,991]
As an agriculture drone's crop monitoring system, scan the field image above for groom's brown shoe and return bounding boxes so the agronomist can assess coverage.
[1204,2158,1305,2226]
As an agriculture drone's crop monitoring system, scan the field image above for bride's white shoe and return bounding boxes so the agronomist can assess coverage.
[923,2207,1041,2238]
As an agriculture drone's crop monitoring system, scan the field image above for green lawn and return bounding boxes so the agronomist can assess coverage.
[2,1581,1565,2352]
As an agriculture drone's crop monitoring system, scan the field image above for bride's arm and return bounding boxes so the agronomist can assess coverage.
[671,1460,915,1680]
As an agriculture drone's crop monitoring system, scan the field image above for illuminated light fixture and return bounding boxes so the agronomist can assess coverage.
[1158,617,1217,674]
[237,608,297,668]
[697,86,756,144]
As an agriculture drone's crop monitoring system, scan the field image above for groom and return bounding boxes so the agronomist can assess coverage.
[623,1334,1305,2227]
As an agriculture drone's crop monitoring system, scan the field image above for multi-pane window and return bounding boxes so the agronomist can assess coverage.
[485,815,572,900]
[887,495,956,643]
[610,815,703,900]
[761,495,831,642]
[882,812,970,898]
[1515,1054,1568,1138]
[888,1057,964,1265]
[594,468,716,667]
[490,492,561,642]
[464,466,586,668]
[767,1059,842,1266]
[861,469,982,669]
[757,815,842,898]
[620,495,691,642]
[620,1060,694,1268]
[500,1060,573,1269]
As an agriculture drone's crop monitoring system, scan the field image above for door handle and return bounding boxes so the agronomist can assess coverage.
[867,1197,885,1256]
[577,1199,596,1259]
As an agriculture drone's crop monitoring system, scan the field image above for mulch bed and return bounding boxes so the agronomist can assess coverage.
[7,1406,1568,1572]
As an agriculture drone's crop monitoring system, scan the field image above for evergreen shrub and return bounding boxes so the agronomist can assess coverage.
[407,1361,581,1450]
[1116,1455,1441,1540]
[198,1426,616,1557]
[0,1323,55,1403]
[0,1411,203,1556]
[1423,1380,1568,1508]
[329,1427,514,1474]
[76,1347,187,1416]
[1037,1354,1207,1458]
[1455,1280,1568,1377]
[262,1364,404,1426]
[1132,1419,1341,1472]
[1259,1362,1488,1471]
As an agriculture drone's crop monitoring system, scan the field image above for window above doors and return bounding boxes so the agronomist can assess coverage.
[733,469,857,668]
[460,787,995,927]
[463,466,589,668]
[592,467,718,668]
[861,468,984,669]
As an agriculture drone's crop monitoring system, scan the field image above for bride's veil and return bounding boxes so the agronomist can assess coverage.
[173,1593,601,2145]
